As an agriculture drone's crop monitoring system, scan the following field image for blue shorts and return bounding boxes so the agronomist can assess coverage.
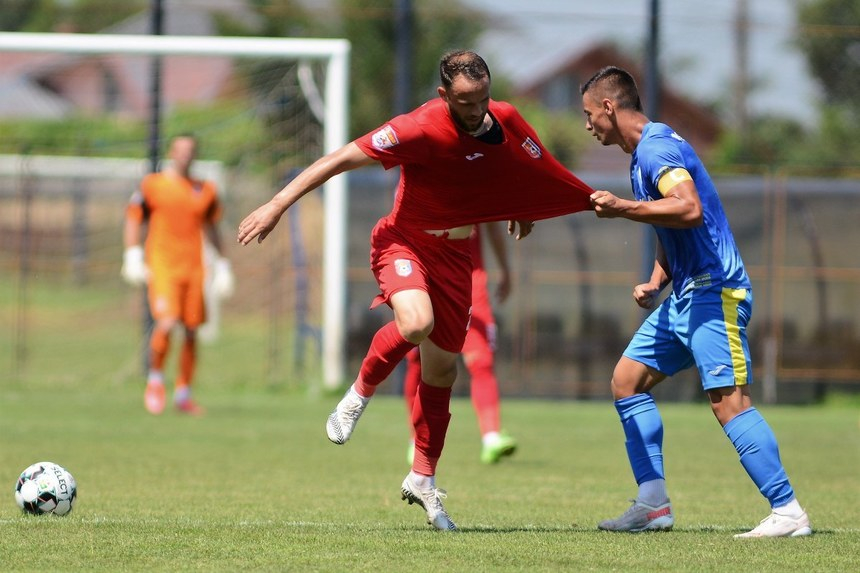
[623,286,753,390]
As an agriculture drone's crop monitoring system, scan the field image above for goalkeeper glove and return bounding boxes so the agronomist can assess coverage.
[120,245,149,286]
[211,257,235,299]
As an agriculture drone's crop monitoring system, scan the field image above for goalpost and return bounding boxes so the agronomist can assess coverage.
[0,32,350,390]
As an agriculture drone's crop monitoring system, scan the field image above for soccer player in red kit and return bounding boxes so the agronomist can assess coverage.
[403,223,517,465]
[238,51,593,530]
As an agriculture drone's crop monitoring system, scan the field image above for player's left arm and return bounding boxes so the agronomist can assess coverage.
[633,239,671,309]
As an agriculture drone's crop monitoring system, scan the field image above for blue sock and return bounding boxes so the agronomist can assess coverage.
[615,393,664,485]
[723,407,795,508]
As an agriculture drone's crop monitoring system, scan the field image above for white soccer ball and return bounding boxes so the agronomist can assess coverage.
[14,461,77,516]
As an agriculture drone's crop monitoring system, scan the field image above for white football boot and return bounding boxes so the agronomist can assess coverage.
[325,386,369,444]
[734,510,812,538]
[400,473,458,531]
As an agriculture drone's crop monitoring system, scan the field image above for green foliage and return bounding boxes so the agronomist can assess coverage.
[0,102,270,167]
[0,388,857,571]
[796,0,860,108]
[0,0,37,31]
[710,107,860,175]
[511,98,591,167]
[2,0,144,33]
[710,116,809,172]
[335,0,486,138]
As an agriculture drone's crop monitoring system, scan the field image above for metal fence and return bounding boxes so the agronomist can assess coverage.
[1,162,858,402]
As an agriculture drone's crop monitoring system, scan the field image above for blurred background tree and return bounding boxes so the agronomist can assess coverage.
[712,0,860,174]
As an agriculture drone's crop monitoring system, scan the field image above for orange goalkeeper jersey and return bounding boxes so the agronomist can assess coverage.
[127,172,221,277]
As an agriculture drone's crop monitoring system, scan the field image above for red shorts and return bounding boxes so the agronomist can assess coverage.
[369,216,472,353]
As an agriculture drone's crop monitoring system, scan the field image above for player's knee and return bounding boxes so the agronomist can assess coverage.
[464,351,493,377]
[398,317,433,344]
[154,317,179,333]
[422,362,457,388]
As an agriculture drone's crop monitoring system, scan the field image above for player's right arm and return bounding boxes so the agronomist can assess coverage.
[238,142,376,245]
[483,222,512,304]
[120,189,149,285]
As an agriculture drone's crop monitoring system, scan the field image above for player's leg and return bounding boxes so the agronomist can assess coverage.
[144,271,181,415]
[399,243,471,531]
[173,275,206,415]
[599,297,686,532]
[695,288,810,538]
[403,347,422,463]
[326,288,432,445]
[598,356,675,532]
[401,337,458,530]
[462,316,516,463]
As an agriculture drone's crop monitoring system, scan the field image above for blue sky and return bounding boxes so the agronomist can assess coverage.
[461,0,820,125]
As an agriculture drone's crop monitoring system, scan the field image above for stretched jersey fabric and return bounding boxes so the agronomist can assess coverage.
[354,99,593,229]
[631,122,750,297]
[127,173,221,277]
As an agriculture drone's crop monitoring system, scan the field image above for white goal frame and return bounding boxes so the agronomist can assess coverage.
[0,31,351,390]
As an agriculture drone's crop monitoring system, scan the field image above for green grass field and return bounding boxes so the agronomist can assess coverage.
[1,382,857,572]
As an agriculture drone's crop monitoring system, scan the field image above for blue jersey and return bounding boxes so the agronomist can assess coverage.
[631,122,750,297]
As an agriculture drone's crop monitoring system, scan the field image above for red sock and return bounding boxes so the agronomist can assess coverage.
[355,321,416,397]
[467,353,501,435]
[403,348,421,419]
[411,382,452,476]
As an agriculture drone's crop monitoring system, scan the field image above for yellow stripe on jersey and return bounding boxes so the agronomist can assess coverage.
[656,167,692,196]
[721,287,749,386]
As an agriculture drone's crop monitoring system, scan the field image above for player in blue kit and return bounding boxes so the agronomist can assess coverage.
[580,66,811,538]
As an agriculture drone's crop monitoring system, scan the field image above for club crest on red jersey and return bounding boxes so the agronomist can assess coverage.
[521,137,542,159]
[371,125,400,150]
[394,258,413,277]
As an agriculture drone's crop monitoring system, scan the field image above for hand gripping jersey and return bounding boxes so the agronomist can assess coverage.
[127,172,222,277]
[631,122,750,297]
[354,99,593,229]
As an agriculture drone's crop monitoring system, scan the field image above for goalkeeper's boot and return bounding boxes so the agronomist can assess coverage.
[400,473,457,531]
[144,380,166,415]
[325,385,369,444]
[734,510,812,538]
[598,499,674,532]
[175,399,206,416]
[480,432,518,464]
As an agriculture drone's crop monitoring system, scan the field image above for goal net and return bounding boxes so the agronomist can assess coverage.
[0,32,349,392]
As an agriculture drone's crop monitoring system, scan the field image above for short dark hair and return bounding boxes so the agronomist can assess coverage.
[580,66,642,112]
[439,50,491,89]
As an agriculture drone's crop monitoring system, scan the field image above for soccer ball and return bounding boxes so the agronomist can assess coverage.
[14,461,77,516]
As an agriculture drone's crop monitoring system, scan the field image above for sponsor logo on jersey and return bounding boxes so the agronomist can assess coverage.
[466,152,484,161]
[371,125,399,150]
[394,258,412,277]
[521,137,542,159]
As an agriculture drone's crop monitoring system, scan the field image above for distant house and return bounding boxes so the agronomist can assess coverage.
[0,1,256,120]
[512,43,722,171]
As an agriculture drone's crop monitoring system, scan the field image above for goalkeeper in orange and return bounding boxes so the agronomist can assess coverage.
[121,134,234,415]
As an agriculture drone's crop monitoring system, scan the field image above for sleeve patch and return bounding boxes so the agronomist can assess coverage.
[657,167,692,196]
[371,125,400,150]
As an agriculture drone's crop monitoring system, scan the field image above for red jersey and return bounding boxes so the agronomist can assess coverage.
[354,98,593,229]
